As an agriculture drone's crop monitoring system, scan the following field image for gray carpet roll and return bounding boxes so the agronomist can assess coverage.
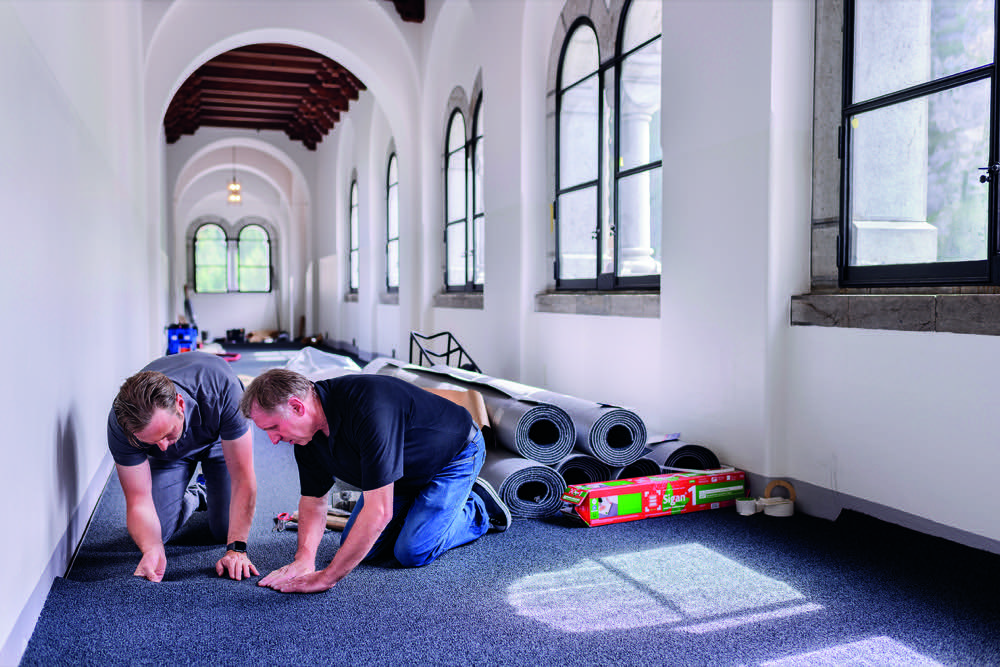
[365,359,576,465]
[479,449,566,518]
[610,455,663,480]
[554,452,613,486]
[369,361,648,468]
[645,440,721,470]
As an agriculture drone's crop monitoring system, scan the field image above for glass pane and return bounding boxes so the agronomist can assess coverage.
[387,183,399,238]
[560,73,599,189]
[473,136,484,215]
[617,165,662,277]
[447,147,466,222]
[446,222,466,287]
[473,213,485,285]
[622,0,662,53]
[558,186,598,280]
[848,79,989,266]
[387,155,398,185]
[853,0,993,103]
[239,266,270,292]
[350,202,358,252]
[194,224,227,293]
[561,24,598,88]
[350,249,359,290]
[448,112,465,151]
[195,266,227,293]
[619,38,662,169]
[387,239,399,288]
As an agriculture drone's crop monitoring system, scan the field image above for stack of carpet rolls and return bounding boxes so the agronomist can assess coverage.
[363,358,724,519]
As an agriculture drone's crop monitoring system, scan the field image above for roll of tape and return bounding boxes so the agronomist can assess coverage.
[735,498,758,516]
[763,479,796,501]
[758,497,794,517]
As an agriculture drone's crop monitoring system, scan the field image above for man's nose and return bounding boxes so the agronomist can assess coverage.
[269,432,281,444]
[156,439,170,451]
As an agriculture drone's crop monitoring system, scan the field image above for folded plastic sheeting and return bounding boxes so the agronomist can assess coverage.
[366,361,648,468]
[644,440,721,471]
[479,450,566,518]
[554,453,613,487]
[365,359,576,465]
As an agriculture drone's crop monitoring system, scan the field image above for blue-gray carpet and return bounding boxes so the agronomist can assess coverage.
[20,352,1000,665]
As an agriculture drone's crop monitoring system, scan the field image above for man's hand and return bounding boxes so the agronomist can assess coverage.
[134,547,167,582]
[268,570,336,594]
[215,550,260,581]
[258,560,316,590]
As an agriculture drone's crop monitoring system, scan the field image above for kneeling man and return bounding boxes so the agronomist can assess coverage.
[109,352,258,582]
[240,369,510,593]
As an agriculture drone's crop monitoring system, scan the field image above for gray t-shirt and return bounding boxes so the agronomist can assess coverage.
[107,352,249,466]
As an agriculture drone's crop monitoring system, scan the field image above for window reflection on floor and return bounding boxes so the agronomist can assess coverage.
[760,636,942,666]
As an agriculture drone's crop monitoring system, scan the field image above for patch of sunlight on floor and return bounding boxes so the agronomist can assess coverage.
[506,543,821,633]
[759,636,944,666]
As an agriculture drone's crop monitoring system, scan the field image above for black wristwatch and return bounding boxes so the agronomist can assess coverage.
[226,541,247,553]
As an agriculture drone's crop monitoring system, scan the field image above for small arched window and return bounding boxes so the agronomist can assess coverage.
[349,179,359,292]
[445,110,468,289]
[237,224,271,292]
[386,153,400,292]
[194,223,228,293]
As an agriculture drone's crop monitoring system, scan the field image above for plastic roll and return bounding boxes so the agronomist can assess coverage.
[554,453,613,486]
[479,450,566,518]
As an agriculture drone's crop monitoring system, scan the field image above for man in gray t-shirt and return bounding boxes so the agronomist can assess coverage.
[108,352,258,582]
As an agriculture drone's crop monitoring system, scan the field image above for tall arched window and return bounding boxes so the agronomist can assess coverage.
[445,110,469,289]
[386,153,399,292]
[194,223,228,293]
[237,224,271,292]
[349,179,359,293]
[554,0,662,290]
[470,94,485,287]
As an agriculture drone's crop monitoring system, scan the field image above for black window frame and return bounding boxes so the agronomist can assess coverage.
[839,0,1000,287]
[386,152,400,293]
[348,178,359,293]
[554,1,662,292]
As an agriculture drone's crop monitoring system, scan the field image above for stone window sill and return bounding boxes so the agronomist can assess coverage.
[791,291,1000,335]
[534,291,659,318]
[433,292,483,309]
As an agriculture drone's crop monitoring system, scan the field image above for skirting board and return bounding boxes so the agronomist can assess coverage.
[0,454,114,666]
[746,471,1000,556]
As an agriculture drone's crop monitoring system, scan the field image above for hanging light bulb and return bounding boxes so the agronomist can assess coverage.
[227,146,242,204]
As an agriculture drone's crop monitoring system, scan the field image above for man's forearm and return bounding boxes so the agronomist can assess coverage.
[126,500,163,554]
[226,478,257,544]
[293,495,329,565]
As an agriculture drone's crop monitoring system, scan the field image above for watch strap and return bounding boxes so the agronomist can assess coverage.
[226,541,247,553]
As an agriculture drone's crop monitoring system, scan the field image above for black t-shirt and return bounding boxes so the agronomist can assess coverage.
[294,374,475,497]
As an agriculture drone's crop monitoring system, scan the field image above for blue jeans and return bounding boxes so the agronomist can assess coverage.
[147,441,231,543]
[341,428,490,567]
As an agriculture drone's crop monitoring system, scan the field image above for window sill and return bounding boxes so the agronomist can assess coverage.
[791,290,1000,335]
[344,292,358,303]
[534,290,659,318]
[380,292,399,306]
[433,292,483,310]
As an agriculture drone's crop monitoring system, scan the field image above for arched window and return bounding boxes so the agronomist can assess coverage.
[555,21,601,285]
[445,110,469,289]
[553,0,662,290]
[237,224,271,292]
[194,223,228,293]
[349,179,359,292]
[470,94,485,287]
[386,153,399,292]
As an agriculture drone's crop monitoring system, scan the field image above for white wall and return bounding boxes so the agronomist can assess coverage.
[0,1,151,662]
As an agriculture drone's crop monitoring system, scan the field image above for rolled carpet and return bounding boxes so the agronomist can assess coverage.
[366,359,576,465]
[645,440,721,471]
[479,449,566,518]
[610,455,663,480]
[554,452,613,486]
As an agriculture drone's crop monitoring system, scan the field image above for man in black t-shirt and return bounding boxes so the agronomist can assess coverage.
[240,369,510,594]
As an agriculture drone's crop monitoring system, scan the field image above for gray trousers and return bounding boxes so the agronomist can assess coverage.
[148,441,231,543]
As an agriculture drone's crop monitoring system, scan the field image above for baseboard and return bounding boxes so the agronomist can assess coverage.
[746,472,1000,555]
[0,454,113,666]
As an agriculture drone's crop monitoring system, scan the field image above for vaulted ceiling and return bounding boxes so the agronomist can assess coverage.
[163,0,424,150]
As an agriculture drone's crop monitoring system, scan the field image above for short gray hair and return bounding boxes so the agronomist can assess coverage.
[239,368,315,417]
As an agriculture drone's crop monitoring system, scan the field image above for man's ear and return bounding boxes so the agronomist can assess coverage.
[288,395,305,416]
[176,393,185,414]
